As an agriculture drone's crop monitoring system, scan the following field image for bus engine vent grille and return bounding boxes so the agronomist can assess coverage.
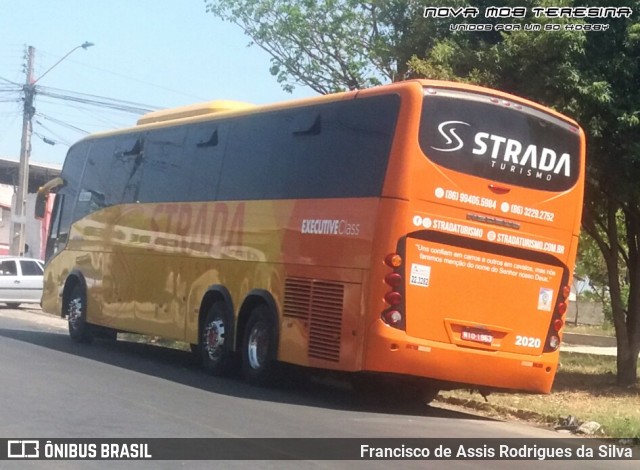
[283,278,313,320]
[284,278,344,362]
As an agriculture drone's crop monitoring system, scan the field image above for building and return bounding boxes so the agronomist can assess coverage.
[0,158,62,258]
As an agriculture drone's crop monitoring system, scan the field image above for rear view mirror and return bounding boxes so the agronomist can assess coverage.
[35,176,64,219]
[35,192,47,219]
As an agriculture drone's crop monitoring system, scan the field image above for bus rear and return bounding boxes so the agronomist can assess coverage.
[364,82,584,394]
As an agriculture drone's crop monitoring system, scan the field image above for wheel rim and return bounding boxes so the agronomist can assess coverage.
[247,322,268,370]
[68,297,83,330]
[204,318,225,362]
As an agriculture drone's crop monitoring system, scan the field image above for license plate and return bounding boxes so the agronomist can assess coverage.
[461,329,493,345]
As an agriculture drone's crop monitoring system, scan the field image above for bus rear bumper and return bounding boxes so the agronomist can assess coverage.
[364,320,558,394]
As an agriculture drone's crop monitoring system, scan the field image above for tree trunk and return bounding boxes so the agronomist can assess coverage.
[617,342,639,386]
[623,211,640,387]
[584,202,639,387]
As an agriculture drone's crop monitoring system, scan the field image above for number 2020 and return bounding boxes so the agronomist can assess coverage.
[516,335,541,348]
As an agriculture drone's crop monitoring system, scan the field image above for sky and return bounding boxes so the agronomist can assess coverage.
[0,0,318,166]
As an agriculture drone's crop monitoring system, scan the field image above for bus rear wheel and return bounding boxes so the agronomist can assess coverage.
[66,284,93,343]
[200,302,234,376]
[420,384,440,405]
[242,306,277,386]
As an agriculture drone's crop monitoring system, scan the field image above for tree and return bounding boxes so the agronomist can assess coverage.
[574,231,623,326]
[206,0,640,385]
[206,0,386,93]
[577,13,640,387]
[409,0,640,385]
[413,5,640,386]
[205,0,460,93]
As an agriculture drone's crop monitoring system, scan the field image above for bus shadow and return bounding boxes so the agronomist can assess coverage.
[0,326,495,422]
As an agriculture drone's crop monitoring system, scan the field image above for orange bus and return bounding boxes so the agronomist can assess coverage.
[37,80,584,398]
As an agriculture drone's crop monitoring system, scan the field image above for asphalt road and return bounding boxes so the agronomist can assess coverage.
[0,306,634,469]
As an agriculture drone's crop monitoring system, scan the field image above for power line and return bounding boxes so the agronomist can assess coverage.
[33,130,66,147]
[36,49,208,102]
[36,85,161,114]
[35,112,90,135]
[0,101,23,146]
[0,75,20,86]
[42,100,135,130]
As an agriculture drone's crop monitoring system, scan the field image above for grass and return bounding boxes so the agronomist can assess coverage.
[437,352,640,438]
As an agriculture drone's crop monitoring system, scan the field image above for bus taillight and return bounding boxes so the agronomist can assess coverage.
[384,253,402,268]
[384,272,402,288]
[557,286,570,315]
[557,302,568,315]
[384,291,402,306]
[382,253,405,329]
[544,286,571,352]
[382,310,403,326]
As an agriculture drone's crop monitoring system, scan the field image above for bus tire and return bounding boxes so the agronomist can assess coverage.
[241,305,277,386]
[420,384,440,405]
[200,302,234,376]
[66,284,93,343]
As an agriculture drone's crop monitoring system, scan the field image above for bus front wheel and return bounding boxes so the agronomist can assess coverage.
[242,306,277,385]
[200,302,234,376]
[66,285,93,343]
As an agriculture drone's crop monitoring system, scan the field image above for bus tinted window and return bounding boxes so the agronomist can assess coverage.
[138,126,191,203]
[73,137,118,221]
[419,90,580,191]
[113,135,145,204]
[185,122,227,202]
[218,94,400,200]
[58,141,89,232]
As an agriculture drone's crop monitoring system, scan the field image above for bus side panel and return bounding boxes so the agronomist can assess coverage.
[275,197,380,371]
[277,273,364,372]
[172,196,373,373]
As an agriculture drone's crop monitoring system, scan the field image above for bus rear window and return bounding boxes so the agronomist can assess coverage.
[419,89,580,192]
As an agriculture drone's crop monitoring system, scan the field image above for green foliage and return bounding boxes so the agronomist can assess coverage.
[205,0,403,93]
[576,218,628,326]
[205,0,481,93]
[409,0,640,384]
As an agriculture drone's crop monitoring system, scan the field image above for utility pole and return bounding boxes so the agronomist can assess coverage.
[10,45,35,256]
[9,42,93,257]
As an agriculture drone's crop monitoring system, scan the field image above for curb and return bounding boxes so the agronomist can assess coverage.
[563,332,616,348]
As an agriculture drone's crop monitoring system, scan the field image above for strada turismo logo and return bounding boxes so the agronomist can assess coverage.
[431,121,470,152]
[431,120,572,181]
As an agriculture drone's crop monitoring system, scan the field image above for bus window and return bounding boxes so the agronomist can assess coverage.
[420,89,580,192]
[218,94,400,200]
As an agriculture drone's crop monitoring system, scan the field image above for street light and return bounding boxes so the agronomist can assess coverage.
[33,42,95,85]
[10,42,94,257]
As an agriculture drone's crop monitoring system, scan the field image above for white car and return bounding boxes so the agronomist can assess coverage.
[0,257,44,308]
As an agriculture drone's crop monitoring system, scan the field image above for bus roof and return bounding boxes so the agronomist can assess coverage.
[136,100,255,125]
[81,80,579,141]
